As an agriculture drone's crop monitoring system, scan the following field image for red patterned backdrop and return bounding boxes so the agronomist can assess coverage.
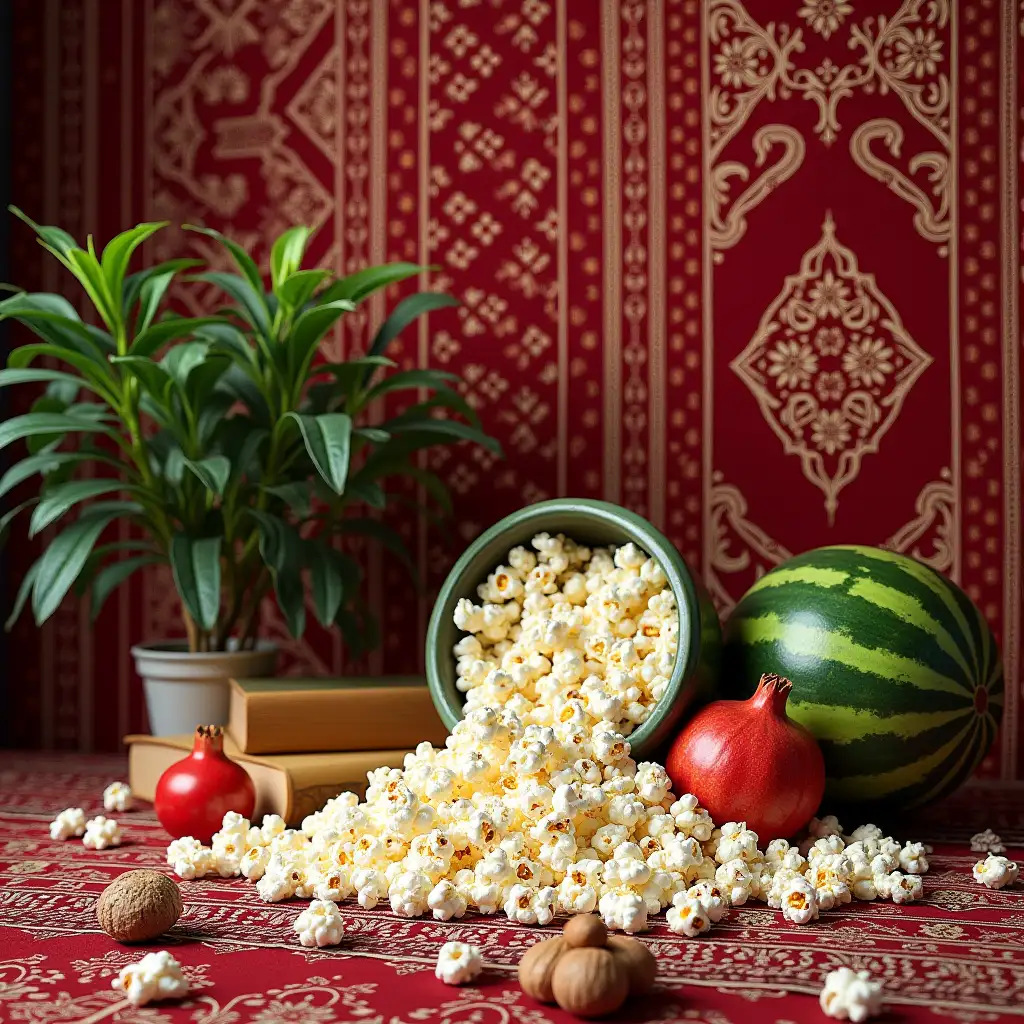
[5,1,1022,779]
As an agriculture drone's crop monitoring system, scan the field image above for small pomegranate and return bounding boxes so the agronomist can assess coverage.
[154,726,255,843]
[665,673,825,841]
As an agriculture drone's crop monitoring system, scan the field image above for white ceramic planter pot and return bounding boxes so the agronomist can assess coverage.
[131,641,278,737]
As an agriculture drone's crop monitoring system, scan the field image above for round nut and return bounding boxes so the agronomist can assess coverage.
[563,914,608,949]
[551,946,629,1019]
[517,936,566,1003]
[96,869,182,943]
[607,935,657,995]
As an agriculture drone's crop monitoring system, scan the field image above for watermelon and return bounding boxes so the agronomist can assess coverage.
[721,545,1003,809]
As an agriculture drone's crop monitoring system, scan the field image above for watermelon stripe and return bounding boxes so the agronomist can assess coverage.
[733,575,973,693]
[732,613,972,699]
[846,578,974,682]
[789,704,971,743]
[839,546,982,681]
[745,565,851,594]
[816,713,976,780]
[826,726,971,801]
[913,717,986,808]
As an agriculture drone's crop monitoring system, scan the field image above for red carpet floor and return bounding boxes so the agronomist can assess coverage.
[2,752,1023,1023]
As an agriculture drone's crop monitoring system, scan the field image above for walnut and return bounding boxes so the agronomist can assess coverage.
[96,870,183,943]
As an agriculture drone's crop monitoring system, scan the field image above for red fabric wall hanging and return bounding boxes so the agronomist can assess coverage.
[6,0,1022,782]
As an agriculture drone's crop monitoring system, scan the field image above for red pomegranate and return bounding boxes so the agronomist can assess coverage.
[665,673,825,841]
[154,725,255,843]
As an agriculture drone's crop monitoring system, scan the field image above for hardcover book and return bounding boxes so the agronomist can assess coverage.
[226,675,449,754]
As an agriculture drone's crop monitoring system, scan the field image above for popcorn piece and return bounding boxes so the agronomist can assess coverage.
[686,880,729,923]
[83,816,121,850]
[556,860,603,914]
[884,871,924,904]
[969,829,1006,855]
[352,867,387,909]
[504,883,557,925]
[294,899,346,948]
[103,782,133,813]
[167,837,215,880]
[436,941,483,986]
[598,889,648,933]
[779,877,819,924]
[972,854,1019,890]
[428,880,468,921]
[666,893,711,937]
[113,951,189,1007]
[898,842,929,875]
[819,966,884,1022]
[240,846,270,882]
[669,795,714,842]
[715,822,760,864]
[715,859,756,907]
[390,870,433,918]
[49,807,87,841]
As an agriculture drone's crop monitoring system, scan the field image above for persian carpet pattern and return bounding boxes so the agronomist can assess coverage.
[5,0,1023,773]
[1,753,1024,1022]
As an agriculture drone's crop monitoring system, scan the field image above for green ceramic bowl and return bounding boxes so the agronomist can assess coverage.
[425,498,721,759]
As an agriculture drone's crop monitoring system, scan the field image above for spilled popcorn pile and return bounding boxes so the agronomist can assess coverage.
[165,534,931,934]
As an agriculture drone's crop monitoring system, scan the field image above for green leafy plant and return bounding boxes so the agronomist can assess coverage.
[0,209,501,652]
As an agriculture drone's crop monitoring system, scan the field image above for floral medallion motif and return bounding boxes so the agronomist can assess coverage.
[731,215,932,521]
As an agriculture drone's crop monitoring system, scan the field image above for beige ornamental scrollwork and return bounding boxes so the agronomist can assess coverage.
[850,120,951,254]
[709,125,806,261]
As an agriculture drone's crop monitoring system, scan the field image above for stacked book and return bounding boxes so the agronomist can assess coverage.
[126,677,448,825]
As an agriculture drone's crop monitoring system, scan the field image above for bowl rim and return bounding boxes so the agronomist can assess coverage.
[425,497,706,753]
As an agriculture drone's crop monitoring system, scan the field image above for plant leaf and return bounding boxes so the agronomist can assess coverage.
[365,368,460,401]
[270,226,311,290]
[368,292,459,360]
[288,300,355,384]
[277,269,329,311]
[263,481,313,518]
[4,559,40,630]
[100,222,168,305]
[0,412,116,453]
[123,258,203,324]
[0,367,88,391]
[131,316,221,359]
[284,412,352,495]
[249,510,306,638]
[182,455,231,497]
[0,497,38,540]
[29,482,132,538]
[354,427,390,444]
[169,534,223,631]
[90,555,159,623]
[340,516,417,582]
[110,356,176,402]
[387,416,502,455]
[66,247,120,332]
[388,387,483,430]
[345,479,386,509]
[306,542,345,627]
[196,272,272,340]
[185,225,265,295]
[9,206,79,257]
[0,451,88,501]
[31,505,127,624]
[317,263,426,305]
[162,340,211,386]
